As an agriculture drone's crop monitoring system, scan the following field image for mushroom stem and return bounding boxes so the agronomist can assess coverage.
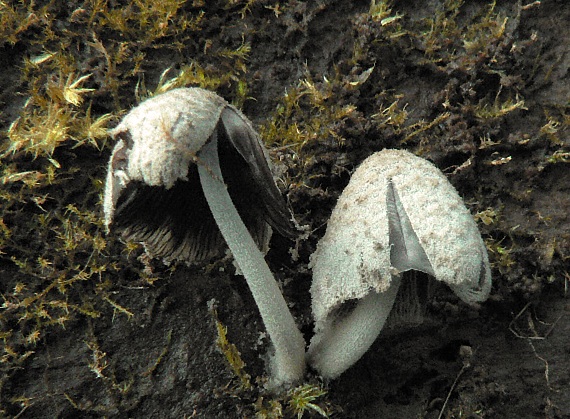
[197,133,305,389]
[307,278,400,379]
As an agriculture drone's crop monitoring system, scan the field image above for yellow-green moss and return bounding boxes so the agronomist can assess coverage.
[210,305,252,390]
[253,382,332,419]
[1,0,566,414]
[0,1,261,405]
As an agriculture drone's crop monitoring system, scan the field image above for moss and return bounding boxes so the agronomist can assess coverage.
[1,0,568,415]
[210,304,252,391]
[0,0,266,412]
[253,382,333,419]
[539,106,570,165]
[415,0,510,69]
[286,383,330,419]
[258,0,535,238]
[473,94,526,120]
[260,72,359,153]
[250,5,570,351]
[485,236,516,275]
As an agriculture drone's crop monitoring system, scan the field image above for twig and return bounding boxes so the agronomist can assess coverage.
[438,346,473,419]
[526,339,552,390]
[509,301,565,394]
[508,302,562,340]
[438,363,468,419]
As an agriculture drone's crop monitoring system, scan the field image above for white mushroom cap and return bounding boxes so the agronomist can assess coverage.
[103,87,297,265]
[110,88,225,190]
[308,149,491,379]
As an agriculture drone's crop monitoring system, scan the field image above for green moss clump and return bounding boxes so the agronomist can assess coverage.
[286,383,329,419]
[0,0,267,413]
[253,382,333,419]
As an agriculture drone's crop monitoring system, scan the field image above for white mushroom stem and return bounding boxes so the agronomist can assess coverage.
[307,279,400,379]
[197,133,305,389]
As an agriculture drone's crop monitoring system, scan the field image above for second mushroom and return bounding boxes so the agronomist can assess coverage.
[307,149,492,379]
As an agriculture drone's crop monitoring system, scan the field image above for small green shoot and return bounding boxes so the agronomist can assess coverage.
[287,383,329,419]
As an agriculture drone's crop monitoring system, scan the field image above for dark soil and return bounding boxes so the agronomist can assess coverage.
[1,1,569,418]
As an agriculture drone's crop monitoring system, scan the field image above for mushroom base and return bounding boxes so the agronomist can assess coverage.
[307,278,401,380]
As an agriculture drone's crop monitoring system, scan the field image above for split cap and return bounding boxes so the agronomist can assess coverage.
[307,149,491,379]
[104,88,305,389]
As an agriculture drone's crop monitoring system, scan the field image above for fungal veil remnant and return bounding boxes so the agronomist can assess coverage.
[104,87,305,389]
[307,149,491,379]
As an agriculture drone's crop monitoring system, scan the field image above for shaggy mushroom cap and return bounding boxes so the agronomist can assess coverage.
[308,149,491,379]
[104,87,296,264]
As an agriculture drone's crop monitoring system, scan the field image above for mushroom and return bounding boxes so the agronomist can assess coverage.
[307,149,491,379]
[103,87,305,388]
